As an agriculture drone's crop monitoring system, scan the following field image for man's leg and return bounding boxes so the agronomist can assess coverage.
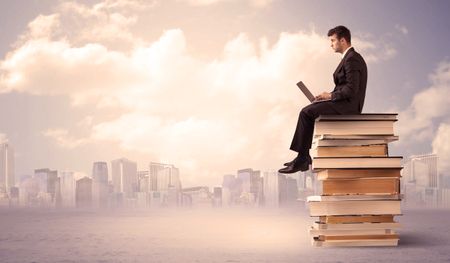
[290,101,340,156]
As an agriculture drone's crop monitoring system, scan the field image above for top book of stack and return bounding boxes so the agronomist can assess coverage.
[313,113,398,137]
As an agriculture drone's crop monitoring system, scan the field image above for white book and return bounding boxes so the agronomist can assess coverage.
[314,120,395,136]
[308,200,402,216]
[312,139,395,147]
[307,194,403,202]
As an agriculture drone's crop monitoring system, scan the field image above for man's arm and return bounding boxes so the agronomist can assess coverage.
[331,57,362,101]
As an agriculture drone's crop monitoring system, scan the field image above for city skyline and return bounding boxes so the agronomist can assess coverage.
[2,139,449,210]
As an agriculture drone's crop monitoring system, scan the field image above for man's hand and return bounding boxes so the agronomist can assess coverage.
[314,92,332,102]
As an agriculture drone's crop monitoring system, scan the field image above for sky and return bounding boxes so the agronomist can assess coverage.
[0,0,449,187]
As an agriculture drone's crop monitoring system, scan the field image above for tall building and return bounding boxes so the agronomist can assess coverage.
[92,162,109,208]
[18,175,40,206]
[221,174,240,206]
[34,168,58,203]
[237,168,263,205]
[0,143,15,194]
[263,171,280,207]
[149,162,181,191]
[403,153,439,188]
[59,171,75,207]
[111,158,138,198]
[137,170,150,192]
[76,177,92,208]
[402,153,440,208]
[285,177,299,205]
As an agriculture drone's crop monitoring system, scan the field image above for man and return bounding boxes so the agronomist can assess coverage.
[279,25,367,174]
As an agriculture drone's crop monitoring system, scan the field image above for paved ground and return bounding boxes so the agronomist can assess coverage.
[0,207,449,263]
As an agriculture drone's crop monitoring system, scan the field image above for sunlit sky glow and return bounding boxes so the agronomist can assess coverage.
[0,0,449,186]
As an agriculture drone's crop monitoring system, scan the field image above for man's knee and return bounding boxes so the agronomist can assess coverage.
[300,105,314,119]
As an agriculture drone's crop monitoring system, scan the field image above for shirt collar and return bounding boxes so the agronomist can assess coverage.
[342,46,352,58]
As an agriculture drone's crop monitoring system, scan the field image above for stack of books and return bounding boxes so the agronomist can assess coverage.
[307,113,402,247]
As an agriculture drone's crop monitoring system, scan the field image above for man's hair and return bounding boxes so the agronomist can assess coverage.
[327,25,351,44]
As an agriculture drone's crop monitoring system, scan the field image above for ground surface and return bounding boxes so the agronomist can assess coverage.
[0,207,449,263]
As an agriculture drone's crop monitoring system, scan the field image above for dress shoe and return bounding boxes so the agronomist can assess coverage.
[283,155,312,166]
[278,157,310,174]
[283,157,297,166]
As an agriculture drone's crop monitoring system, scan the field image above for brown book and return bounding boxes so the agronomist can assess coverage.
[317,168,402,180]
[319,215,395,224]
[312,135,398,147]
[318,234,399,241]
[312,156,402,170]
[322,177,400,195]
[311,144,388,158]
[312,239,398,247]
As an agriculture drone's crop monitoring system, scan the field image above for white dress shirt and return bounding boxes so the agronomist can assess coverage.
[342,46,352,58]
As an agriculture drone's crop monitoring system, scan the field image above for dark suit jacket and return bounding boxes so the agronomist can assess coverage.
[330,47,367,114]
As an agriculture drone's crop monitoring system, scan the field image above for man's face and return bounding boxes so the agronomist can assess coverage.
[329,34,344,53]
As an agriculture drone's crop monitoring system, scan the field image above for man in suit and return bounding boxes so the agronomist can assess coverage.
[279,25,368,174]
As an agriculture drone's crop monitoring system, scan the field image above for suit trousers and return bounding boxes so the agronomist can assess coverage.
[289,101,341,156]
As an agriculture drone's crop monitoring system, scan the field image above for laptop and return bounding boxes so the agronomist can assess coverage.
[296,81,331,103]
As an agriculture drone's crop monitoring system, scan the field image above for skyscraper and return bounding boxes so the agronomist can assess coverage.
[34,168,58,203]
[263,171,280,207]
[0,143,15,195]
[149,162,181,191]
[111,158,137,198]
[76,177,92,208]
[59,171,75,207]
[92,162,109,208]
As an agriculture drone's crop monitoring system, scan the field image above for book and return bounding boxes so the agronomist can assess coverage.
[313,120,395,136]
[309,228,396,236]
[308,194,403,202]
[316,114,398,121]
[307,195,402,202]
[312,222,401,230]
[313,238,399,247]
[321,177,400,195]
[316,168,402,180]
[312,156,403,170]
[314,134,399,141]
[316,234,399,241]
[311,144,388,158]
[312,138,396,147]
[308,200,401,216]
[307,113,403,248]
[318,215,395,224]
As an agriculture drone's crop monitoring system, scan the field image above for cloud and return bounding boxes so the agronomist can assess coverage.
[43,129,90,149]
[395,24,409,35]
[394,60,450,167]
[353,37,397,63]
[397,60,450,141]
[0,0,398,185]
